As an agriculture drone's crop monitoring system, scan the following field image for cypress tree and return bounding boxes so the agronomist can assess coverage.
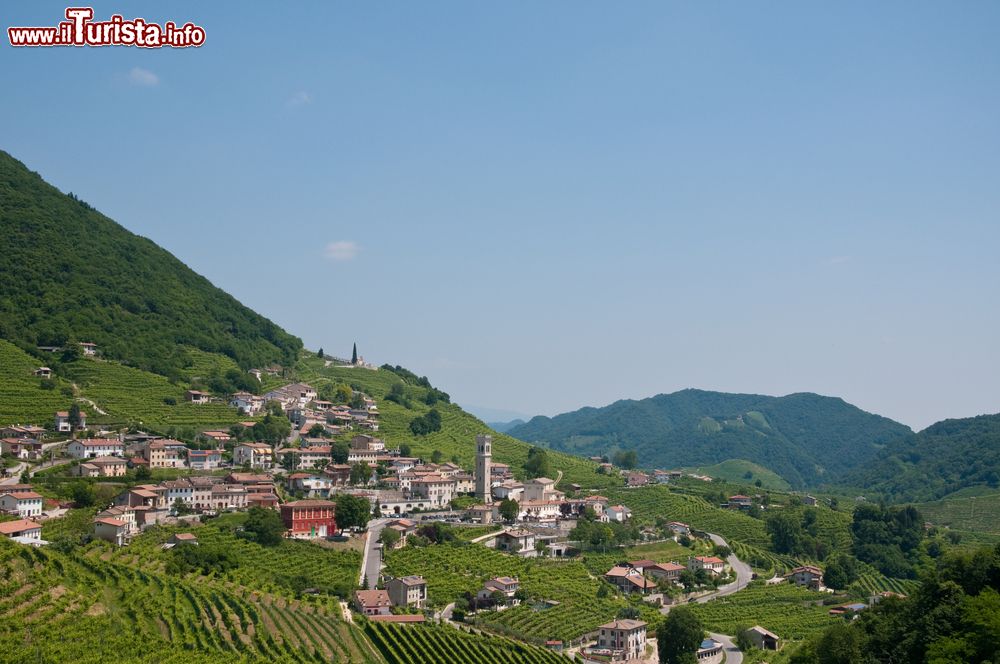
[351,343,358,364]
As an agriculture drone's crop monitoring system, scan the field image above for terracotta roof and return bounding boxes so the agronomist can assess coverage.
[94,517,127,527]
[600,619,647,630]
[283,499,335,507]
[353,590,391,608]
[0,519,41,535]
[1,491,42,500]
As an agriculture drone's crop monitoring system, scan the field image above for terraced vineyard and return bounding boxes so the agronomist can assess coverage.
[364,622,567,664]
[295,354,617,490]
[64,357,242,428]
[848,564,920,598]
[385,542,628,642]
[606,486,770,547]
[0,539,379,663]
[687,580,838,641]
[0,339,70,425]
[110,514,361,598]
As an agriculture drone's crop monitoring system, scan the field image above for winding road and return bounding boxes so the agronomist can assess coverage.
[657,533,753,663]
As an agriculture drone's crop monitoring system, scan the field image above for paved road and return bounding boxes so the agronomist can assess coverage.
[360,518,389,587]
[709,632,743,664]
[700,533,753,601]
[1,463,26,484]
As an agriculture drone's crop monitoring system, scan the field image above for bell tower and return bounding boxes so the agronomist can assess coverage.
[475,434,493,504]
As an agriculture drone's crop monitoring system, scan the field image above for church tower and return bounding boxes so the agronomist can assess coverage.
[475,434,493,504]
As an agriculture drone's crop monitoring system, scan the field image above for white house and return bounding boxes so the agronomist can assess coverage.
[234,443,273,470]
[688,556,727,576]
[595,619,647,661]
[230,392,265,415]
[0,491,43,518]
[67,438,124,459]
[55,410,87,433]
[606,504,633,523]
[0,519,43,542]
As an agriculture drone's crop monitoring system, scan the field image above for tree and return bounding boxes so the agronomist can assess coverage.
[173,497,193,516]
[499,498,519,523]
[524,447,552,479]
[766,510,805,555]
[350,462,373,486]
[335,384,353,403]
[612,449,638,469]
[308,423,326,438]
[331,441,350,464]
[317,347,324,359]
[431,450,443,464]
[399,443,412,457]
[735,628,753,652]
[68,403,82,430]
[334,493,371,531]
[68,481,94,507]
[242,506,285,546]
[657,606,705,664]
[134,464,151,481]
[379,527,400,548]
[823,554,859,591]
[352,343,358,364]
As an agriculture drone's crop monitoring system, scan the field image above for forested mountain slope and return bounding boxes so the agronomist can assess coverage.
[509,389,911,487]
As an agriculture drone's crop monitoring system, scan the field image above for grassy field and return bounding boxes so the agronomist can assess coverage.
[681,459,791,491]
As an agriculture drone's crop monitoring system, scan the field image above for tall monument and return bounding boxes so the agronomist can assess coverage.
[475,434,493,504]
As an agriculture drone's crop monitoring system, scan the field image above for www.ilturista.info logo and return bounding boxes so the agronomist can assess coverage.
[8,7,205,48]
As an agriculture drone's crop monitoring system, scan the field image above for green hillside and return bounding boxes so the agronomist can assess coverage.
[0,339,246,429]
[683,458,792,491]
[846,413,1000,502]
[508,389,911,488]
[0,150,301,379]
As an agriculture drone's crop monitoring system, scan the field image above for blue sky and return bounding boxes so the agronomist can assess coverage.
[3,2,998,429]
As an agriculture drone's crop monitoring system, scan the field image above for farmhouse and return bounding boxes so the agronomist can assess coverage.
[67,438,123,459]
[595,619,647,661]
[744,625,782,650]
[74,456,127,477]
[477,576,521,606]
[185,390,210,404]
[688,556,726,576]
[55,410,87,432]
[0,490,43,518]
[386,575,427,609]
[94,517,131,546]
[604,564,657,595]
[0,519,43,544]
[786,565,824,591]
[1,437,43,460]
[186,448,224,470]
[353,589,392,616]
[495,529,537,556]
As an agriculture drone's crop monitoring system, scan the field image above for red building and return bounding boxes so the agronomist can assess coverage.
[280,499,336,538]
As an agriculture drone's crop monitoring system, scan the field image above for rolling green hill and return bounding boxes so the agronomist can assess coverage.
[0,150,301,379]
[847,413,1000,503]
[683,459,792,491]
[508,389,911,488]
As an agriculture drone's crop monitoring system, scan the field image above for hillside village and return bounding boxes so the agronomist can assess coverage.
[0,353,913,664]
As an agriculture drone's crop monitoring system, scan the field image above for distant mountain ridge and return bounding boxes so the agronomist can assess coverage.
[0,150,301,379]
[507,388,912,488]
[846,412,1000,502]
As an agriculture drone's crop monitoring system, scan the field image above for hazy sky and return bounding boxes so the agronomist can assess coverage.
[3,2,998,430]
